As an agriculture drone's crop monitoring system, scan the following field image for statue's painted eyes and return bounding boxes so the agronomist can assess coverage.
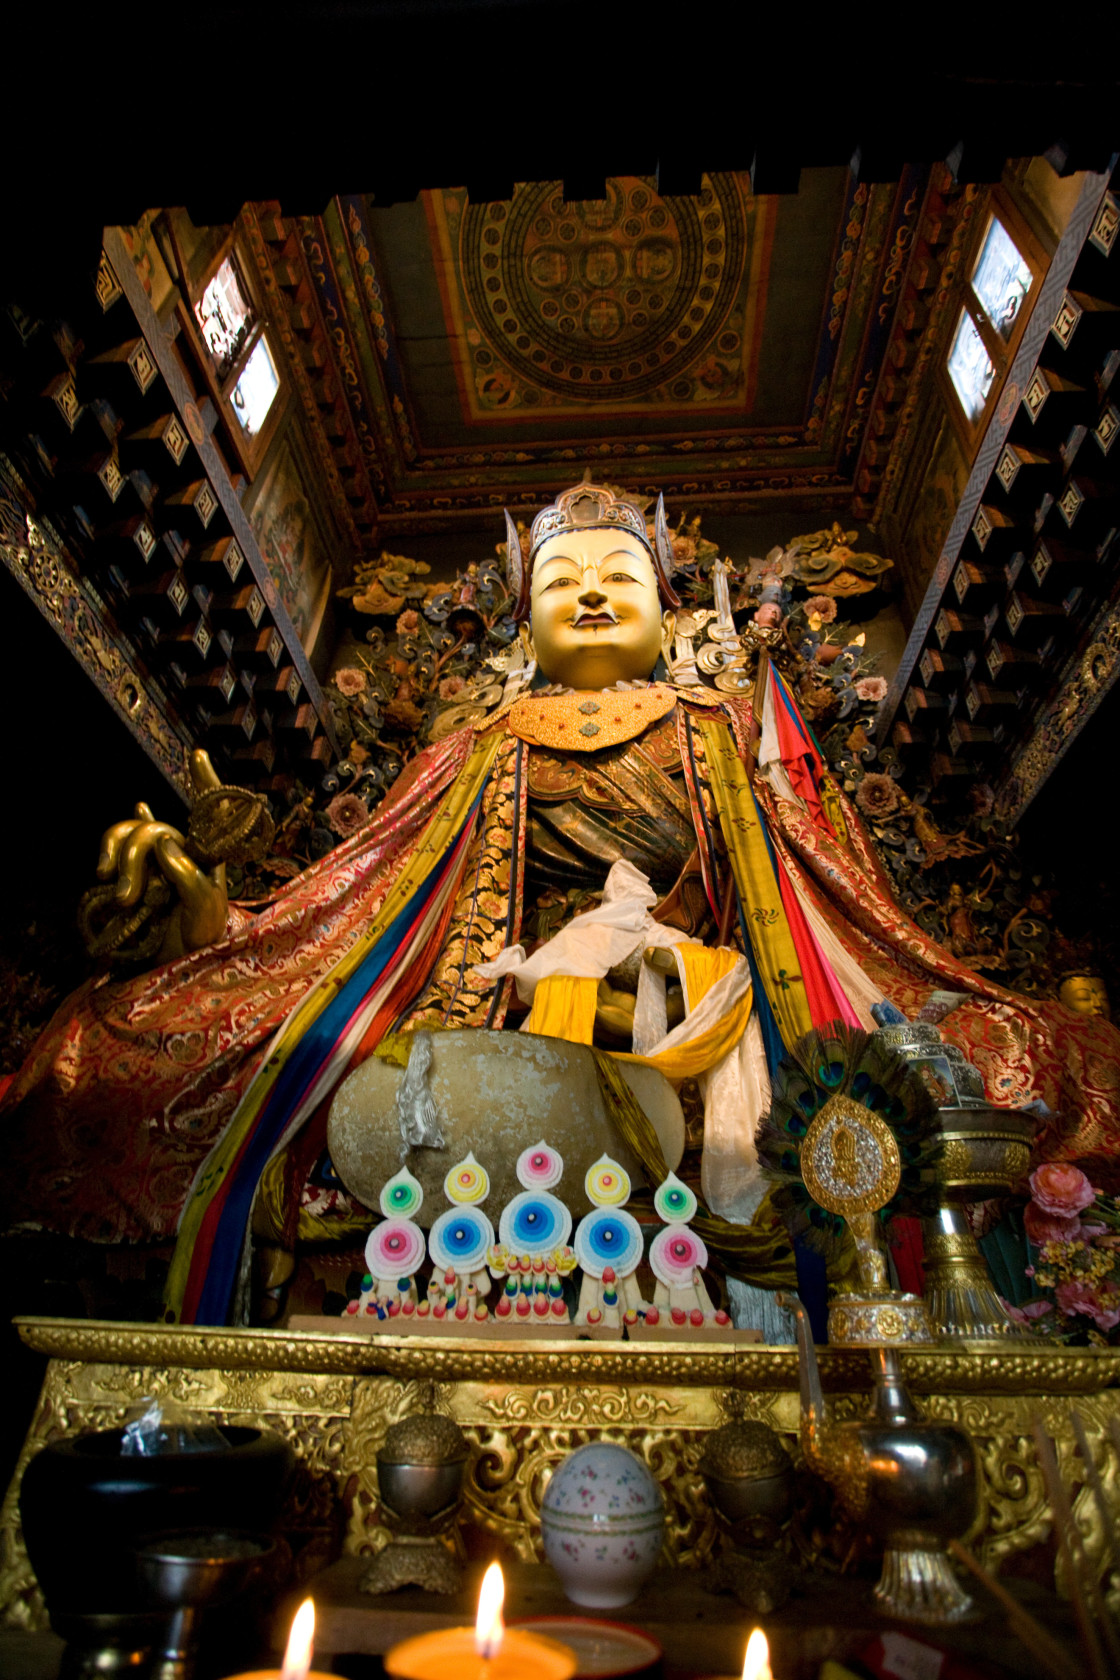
[542,574,579,590]
[603,571,639,583]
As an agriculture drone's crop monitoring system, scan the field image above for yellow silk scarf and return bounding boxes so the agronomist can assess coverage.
[526,943,751,1082]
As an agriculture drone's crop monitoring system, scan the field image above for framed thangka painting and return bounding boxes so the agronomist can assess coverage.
[248,431,333,657]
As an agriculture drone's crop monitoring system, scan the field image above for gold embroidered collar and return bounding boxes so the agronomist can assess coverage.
[509,685,678,751]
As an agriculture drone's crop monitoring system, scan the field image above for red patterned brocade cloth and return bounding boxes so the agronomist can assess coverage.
[0,731,475,1244]
[759,775,1120,1188]
[4,703,1120,1248]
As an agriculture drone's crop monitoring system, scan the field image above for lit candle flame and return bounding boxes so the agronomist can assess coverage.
[741,1628,772,1680]
[474,1562,505,1659]
[280,1598,315,1680]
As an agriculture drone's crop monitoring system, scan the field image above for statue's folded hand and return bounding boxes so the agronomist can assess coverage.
[107,815,189,907]
[153,835,230,952]
[80,753,276,966]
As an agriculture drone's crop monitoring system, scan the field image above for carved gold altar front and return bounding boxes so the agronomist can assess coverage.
[4,1319,1119,1629]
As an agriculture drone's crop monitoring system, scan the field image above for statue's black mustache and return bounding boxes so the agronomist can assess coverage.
[572,606,620,626]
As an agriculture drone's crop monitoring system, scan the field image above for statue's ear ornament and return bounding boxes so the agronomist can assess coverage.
[654,493,682,610]
[504,508,530,622]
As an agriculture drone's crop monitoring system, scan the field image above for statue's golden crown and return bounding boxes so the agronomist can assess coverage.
[527,482,653,563]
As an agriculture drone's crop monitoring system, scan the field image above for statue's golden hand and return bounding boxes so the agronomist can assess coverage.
[91,753,230,960]
[153,834,229,951]
[595,979,637,1040]
[594,948,685,1041]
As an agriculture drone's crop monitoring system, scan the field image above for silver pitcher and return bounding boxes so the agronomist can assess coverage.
[779,1293,977,1624]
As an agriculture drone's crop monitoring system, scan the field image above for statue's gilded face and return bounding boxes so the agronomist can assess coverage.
[530,527,664,688]
[1058,975,1111,1020]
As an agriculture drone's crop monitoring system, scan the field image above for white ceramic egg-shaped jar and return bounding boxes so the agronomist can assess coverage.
[540,1442,665,1607]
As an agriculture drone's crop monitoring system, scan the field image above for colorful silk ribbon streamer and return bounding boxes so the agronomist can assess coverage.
[167,731,503,1323]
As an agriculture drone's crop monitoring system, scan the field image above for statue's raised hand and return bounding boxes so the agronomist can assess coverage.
[82,751,274,966]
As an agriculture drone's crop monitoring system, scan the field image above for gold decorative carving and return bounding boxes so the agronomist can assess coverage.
[509,686,677,752]
[14,1318,1120,1393]
[478,1386,686,1428]
[827,1297,932,1347]
[939,1136,1030,1187]
[5,1319,1120,1630]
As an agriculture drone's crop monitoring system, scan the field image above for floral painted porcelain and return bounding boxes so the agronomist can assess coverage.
[540,1442,664,1607]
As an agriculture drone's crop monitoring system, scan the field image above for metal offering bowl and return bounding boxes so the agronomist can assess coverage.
[364,1413,470,1595]
[933,1105,1034,1201]
[135,1531,275,1680]
[376,1458,466,1520]
[923,1105,1037,1344]
[135,1530,275,1609]
[702,1466,793,1527]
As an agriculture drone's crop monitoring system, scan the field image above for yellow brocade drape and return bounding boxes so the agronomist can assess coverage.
[691,715,814,1047]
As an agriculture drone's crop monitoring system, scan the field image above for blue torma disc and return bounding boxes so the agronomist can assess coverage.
[429,1205,495,1273]
[574,1206,644,1279]
[498,1190,572,1256]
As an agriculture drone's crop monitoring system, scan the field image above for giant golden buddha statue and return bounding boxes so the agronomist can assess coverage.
[3,482,1118,1325]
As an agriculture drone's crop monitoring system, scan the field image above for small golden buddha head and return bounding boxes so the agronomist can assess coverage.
[506,483,680,689]
[1057,972,1111,1020]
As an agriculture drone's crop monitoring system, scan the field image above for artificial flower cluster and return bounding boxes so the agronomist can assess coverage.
[1008,1163,1120,1342]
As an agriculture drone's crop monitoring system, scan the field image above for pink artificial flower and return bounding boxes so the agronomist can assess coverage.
[855,676,888,703]
[396,609,421,635]
[805,594,838,622]
[439,675,466,700]
[333,666,367,697]
[1029,1162,1098,1218]
[1000,1297,1053,1325]
[325,792,370,837]
[1023,1202,1081,1247]
[1055,1280,1120,1331]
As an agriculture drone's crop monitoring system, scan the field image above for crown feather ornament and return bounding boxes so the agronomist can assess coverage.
[504,482,680,621]
[757,1021,942,1259]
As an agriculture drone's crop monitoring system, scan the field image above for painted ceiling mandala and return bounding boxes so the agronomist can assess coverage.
[453,174,751,412]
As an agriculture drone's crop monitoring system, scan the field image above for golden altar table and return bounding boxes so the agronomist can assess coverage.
[3,1318,1119,1631]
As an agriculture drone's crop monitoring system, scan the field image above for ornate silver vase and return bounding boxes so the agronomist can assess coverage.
[874,1019,1036,1344]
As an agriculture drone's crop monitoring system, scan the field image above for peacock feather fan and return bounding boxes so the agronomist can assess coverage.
[757,1021,942,1256]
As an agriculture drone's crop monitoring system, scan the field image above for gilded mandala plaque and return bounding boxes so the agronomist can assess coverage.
[800,1097,901,1217]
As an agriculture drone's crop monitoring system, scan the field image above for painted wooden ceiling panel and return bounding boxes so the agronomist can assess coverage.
[279,164,939,528]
